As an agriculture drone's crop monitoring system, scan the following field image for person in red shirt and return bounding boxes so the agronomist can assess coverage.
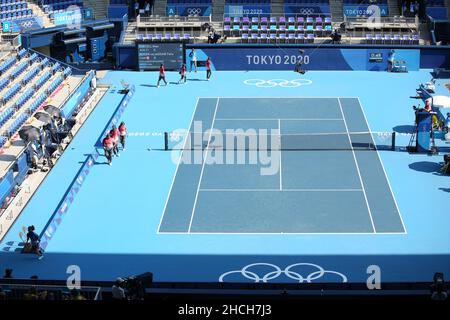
[110,125,120,157]
[103,133,114,165]
[178,63,187,84]
[424,99,432,112]
[118,121,127,151]
[157,64,167,88]
[206,57,212,81]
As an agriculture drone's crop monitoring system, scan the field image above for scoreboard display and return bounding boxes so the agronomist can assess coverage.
[369,53,383,63]
[137,42,185,71]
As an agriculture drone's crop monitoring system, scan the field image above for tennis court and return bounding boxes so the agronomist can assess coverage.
[159,97,406,234]
[0,70,448,284]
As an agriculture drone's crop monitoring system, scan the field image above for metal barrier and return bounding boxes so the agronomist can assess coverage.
[137,14,212,25]
[0,283,102,300]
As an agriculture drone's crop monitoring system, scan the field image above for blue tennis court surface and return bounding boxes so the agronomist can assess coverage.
[159,97,405,234]
[0,70,449,284]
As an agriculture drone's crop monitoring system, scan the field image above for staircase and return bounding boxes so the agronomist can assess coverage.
[387,0,400,17]
[154,0,167,16]
[83,0,108,19]
[212,0,225,21]
[29,1,53,28]
[330,0,343,22]
[271,0,284,15]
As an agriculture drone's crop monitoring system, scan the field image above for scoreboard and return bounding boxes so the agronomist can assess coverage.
[137,42,185,71]
[369,52,383,63]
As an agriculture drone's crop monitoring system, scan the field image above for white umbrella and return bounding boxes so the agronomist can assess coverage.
[432,95,450,109]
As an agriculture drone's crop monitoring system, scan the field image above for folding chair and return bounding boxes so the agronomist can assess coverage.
[269,33,277,44]
[259,33,268,44]
[250,33,258,43]
[288,33,296,44]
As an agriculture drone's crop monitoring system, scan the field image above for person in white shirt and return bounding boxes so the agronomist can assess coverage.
[112,278,127,300]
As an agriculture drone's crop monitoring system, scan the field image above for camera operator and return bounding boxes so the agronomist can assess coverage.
[124,276,145,300]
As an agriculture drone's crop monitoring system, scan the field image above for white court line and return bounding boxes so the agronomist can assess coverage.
[157,98,201,233]
[157,231,407,235]
[356,97,407,234]
[187,98,220,233]
[338,98,377,234]
[278,119,282,191]
[214,118,344,121]
[199,97,361,99]
[199,189,364,192]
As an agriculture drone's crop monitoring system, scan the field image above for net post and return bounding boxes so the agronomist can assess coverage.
[164,132,169,151]
[391,132,396,151]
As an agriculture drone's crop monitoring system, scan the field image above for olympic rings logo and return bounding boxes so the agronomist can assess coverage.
[244,79,312,88]
[20,21,34,28]
[187,8,202,15]
[219,262,348,283]
[299,8,315,15]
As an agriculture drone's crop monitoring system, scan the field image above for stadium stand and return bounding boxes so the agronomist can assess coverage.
[0,46,85,145]
[38,0,84,19]
[125,0,424,44]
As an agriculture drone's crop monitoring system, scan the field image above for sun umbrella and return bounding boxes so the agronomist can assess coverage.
[43,105,61,117]
[34,111,53,124]
[432,95,450,109]
[19,126,41,142]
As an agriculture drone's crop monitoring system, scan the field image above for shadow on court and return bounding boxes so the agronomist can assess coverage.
[408,161,442,173]
[393,125,415,134]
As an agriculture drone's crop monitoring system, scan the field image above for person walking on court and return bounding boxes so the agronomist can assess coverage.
[206,57,212,81]
[103,133,114,165]
[110,125,120,157]
[157,64,167,88]
[119,122,127,151]
[26,225,44,260]
[189,49,197,73]
[178,63,187,84]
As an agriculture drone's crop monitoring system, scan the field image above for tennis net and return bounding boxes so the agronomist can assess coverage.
[164,130,396,151]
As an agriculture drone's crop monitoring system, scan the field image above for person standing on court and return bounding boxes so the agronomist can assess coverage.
[178,63,187,84]
[103,133,114,166]
[119,122,127,151]
[189,49,197,73]
[206,57,212,81]
[110,125,120,157]
[157,63,167,88]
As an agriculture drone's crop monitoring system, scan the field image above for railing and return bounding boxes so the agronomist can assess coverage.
[137,14,212,25]
[0,147,30,242]
[344,15,419,28]
[223,12,332,19]
[0,283,102,300]
[0,34,21,49]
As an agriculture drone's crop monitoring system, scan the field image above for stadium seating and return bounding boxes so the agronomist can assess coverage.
[0,136,7,149]
[7,112,28,137]
[0,107,14,126]
[39,0,84,15]
[0,48,75,145]
[225,14,332,42]
[0,0,34,23]
[0,56,17,75]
